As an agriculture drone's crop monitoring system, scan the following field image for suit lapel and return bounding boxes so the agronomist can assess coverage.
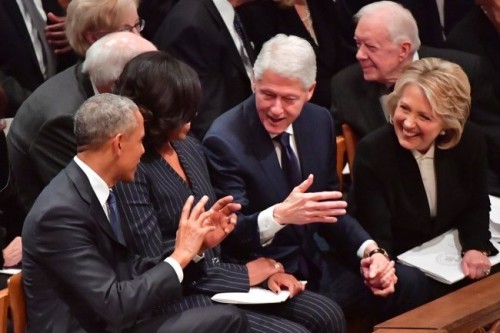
[202,0,249,77]
[65,161,125,246]
[292,106,315,181]
[4,0,43,77]
[243,98,290,200]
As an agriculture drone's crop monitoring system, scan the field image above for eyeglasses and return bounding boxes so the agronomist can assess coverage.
[120,19,145,33]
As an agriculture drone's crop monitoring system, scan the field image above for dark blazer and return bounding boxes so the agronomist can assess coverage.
[446,6,500,74]
[203,95,371,287]
[7,62,93,212]
[330,46,500,181]
[154,0,252,139]
[22,160,183,333]
[237,0,354,108]
[0,0,76,115]
[351,123,498,257]
[115,137,250,294]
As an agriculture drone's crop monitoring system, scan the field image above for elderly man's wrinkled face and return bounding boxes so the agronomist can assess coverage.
[253,70,315,135]
[354,15,409,85]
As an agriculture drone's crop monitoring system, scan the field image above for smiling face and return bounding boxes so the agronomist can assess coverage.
[354,15,410,85]
[393,84,444,154]
[254,70,315,135]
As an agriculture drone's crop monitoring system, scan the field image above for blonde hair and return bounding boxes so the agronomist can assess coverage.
[66,0,140,56]
[387,58,471,149]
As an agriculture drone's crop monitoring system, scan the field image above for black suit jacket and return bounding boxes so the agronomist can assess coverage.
[22,160,182,333]
[0,0,76,115]
[7,62,93,212]
[154,0,252,139]
[331,46,500,182]
[237,0,353,108]
[203,95,371,287]
[446,6,500,74]
[351,123,498,257]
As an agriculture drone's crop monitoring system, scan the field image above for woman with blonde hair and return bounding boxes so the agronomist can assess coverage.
[351,57,498,299]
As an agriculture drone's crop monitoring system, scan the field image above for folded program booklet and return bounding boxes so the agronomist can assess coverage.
[211,287,290,304]
[397,229,500,284]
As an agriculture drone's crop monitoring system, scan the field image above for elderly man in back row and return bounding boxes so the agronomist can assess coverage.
[203,34,428,329]
[330,1,500,194]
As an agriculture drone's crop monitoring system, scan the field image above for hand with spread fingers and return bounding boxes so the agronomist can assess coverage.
[170,195,216,268]
[267,272,306,298]
[461,250,492,279]
[201,195,241,251]
[273,174,347,225]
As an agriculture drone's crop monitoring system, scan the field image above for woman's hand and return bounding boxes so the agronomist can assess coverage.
[461,250,491,279]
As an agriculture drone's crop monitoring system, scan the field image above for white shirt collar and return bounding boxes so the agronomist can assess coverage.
[411,143,435,161]
[74,156,110,208]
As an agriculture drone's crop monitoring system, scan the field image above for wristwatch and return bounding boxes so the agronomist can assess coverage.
[367,248,389,259]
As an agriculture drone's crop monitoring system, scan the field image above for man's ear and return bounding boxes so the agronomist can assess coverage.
[112,133,123,154]
[399,41,412,62]
[306,81,317,101]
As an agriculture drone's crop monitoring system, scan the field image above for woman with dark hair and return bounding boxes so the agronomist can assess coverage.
[114,51,346,333]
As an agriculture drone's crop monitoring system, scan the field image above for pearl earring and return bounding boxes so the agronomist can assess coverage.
[440,130,445,136]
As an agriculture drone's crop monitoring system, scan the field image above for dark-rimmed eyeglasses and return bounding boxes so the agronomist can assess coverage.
[120,19,145,33]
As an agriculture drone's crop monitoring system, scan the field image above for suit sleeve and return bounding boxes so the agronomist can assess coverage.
[0,70,32,117]
[351,137,396,255]
[456,125,498,255]
[203,134,263,254]
[32,206,181,330]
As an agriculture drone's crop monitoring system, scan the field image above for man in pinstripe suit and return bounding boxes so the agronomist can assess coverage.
[114,50,346,332]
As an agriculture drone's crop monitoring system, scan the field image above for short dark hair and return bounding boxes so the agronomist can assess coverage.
[115,51,200,153]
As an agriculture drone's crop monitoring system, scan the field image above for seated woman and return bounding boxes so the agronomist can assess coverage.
[114,51,346,333]
[351,57,498,299]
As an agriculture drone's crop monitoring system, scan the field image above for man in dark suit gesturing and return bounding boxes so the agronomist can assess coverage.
[203,34,427,326]
[22,94,249,333]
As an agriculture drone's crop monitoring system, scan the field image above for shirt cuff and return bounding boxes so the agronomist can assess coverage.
[357,240,376,258]
[258,204,286,246]
[164,257,184,283]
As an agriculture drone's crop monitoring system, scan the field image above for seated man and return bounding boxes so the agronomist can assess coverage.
[22,93,249,333]
[330,1,500,193]
[203,34,428,328]
[7,31,156,212]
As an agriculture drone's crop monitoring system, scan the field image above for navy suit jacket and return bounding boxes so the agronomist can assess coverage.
[330,46,500,182]
[203,95,371,286]
[154,0,252,139]
[351,123,498,257]
[22,160,182,333]
[115,137,250,295]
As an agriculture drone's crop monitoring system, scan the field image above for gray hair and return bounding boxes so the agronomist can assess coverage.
[355,1,421,54]
[74,93,139,149]
[82,31,157,88]
[253,34,316,89]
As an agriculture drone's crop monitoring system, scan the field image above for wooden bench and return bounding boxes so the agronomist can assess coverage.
[374,273,500,332]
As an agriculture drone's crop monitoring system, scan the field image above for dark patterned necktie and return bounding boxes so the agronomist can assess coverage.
[274,132,302,190]
[233,13,256,65]
[20,0,56,77]
[107,190,125,245]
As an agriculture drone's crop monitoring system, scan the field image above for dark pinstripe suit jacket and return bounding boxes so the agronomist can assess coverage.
[115,137,250,294]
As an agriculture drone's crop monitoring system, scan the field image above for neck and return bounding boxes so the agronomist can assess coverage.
[77,151,116,187]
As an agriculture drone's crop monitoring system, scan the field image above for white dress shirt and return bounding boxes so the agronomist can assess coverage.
[411,144,437,217]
